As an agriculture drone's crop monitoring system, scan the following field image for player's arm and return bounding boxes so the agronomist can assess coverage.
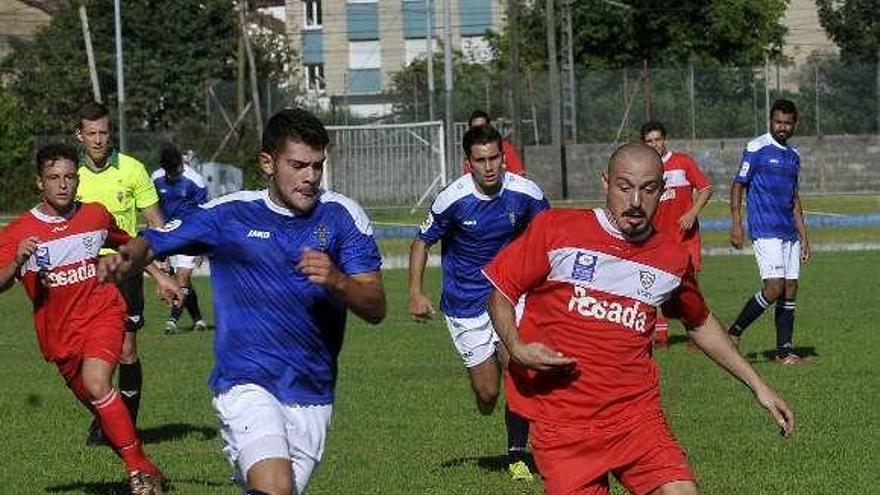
[298,248,386,324]
[408,238,436,322]
[793,191,810,262]
[681,184,713,232]
[729,181,746,249]
[97,236,153,283]
[139,203,165,229]
[687,314,794,437]
[0,236,39,293]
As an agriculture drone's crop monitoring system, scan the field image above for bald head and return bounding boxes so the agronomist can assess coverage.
[607,143,664,178]
[602,143,666,241]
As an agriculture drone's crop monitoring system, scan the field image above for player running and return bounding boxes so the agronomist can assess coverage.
[485,144,793,495]
[409,124,549,481]
[0,143,180,495]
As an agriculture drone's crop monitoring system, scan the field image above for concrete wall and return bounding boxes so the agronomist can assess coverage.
[523,135,880,200]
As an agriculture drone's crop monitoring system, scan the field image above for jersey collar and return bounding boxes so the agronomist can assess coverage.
[766,133,787,150]
[79,148,120,171]
[469,172,507,201]
[595,208,653,243]
[661,151,672,163]
[30,202,80,223]
[261,189,315,217]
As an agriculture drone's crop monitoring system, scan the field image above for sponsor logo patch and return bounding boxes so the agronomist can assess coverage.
[571,252,598,283]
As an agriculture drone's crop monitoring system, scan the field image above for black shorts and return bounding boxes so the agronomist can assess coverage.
[117,273,145,332]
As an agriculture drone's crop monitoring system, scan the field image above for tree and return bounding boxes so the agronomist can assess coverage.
[816,0,879,63]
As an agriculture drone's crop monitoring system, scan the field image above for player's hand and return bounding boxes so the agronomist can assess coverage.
[298,248,345,289]
[510,341,577,373]
[800,238,811,263]
[409,292,436,323]
[153,272,185,307]
[754,384,795,438]
[15,236,40,267]
[678,211,697,232]
[729,223,744,249]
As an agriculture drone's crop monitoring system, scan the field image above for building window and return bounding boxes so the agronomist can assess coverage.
[306,63,325,92]
[304,0,322,29]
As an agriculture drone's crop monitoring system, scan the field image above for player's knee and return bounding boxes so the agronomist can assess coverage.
[81,375,111,401]
[473,384,499,414]
[247,480,294,495]
[762,282,784,303]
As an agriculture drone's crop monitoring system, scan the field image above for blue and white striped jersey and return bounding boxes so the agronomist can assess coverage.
[141,189,382,405]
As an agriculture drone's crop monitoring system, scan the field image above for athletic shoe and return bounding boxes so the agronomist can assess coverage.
[163,320,179,335]
[508,460,534,481]
[128,470,164,495]
[774,353,804,365]
[85,419,107,447]
[193,319,207,332]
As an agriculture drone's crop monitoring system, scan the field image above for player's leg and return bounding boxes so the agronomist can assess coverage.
[774,240,802,364]
[214,384,297,495]
[647,481,699,495]
[530,420,610,495]
[118,272,145,422]
[494,342,532,480]
[177,263,206,330]
[729,238,785,342]
[615,411,697,495]
[445,313,501,414]
[282,403,333,495]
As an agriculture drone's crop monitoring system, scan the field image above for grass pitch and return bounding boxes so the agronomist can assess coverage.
[0,251,878,494]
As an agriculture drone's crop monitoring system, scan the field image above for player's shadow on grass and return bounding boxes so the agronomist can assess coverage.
[441,453,537,473]
[139,422,218,444]
[46,476,230,493]
[745,346,818,363]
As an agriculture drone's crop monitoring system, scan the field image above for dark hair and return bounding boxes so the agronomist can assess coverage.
[76,100,110,128]
[770,99,798,121]
[159,142,183,173]
[639,120,666,141]
[462,124,503,156]
[261,108,329,156]
[467,109,491,127]
[36,143,79,175]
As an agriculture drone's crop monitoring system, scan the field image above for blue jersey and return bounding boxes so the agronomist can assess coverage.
[734,133,801,241]
[141,189,382,405]
[418,173,549,318]
[151,165,209,220]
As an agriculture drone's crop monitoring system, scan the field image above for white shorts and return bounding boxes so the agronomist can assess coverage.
[753,238,801,280]
[212,383,333,495]
[170,254,198,270]
[444,312,500,368]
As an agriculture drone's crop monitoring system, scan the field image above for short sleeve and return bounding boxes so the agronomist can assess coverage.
[0,224,20,269]
[416,201,454,246]
[334,207,382,276]
[483,212,552,303]
[527,196,551,222]
[734,148,756,184]
[194,184,210,204]
[685,155,711,190]
[131,160,160,209]
[660,265,710,328]
[141,207,219,258]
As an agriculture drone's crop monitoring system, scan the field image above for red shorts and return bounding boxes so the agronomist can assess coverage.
[531,410,695,495]
[53,317,124,403]
[681,237,702,272]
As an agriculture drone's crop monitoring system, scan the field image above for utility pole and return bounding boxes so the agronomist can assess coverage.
[443,0,454,173]
[113,0,126,151]
[79,6,101,103]
[560,0,577,142]
[508,0,522,151]
[546,0,566,198]
[239,1,263,138]
[426,0,435,121]
[764,53,771,131]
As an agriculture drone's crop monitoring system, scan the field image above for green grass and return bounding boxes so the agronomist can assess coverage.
[1,252,878,494]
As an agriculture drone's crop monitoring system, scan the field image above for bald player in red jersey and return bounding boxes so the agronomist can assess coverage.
[641,121,713,348]
[484,144,793,495]
[0,144,179,495]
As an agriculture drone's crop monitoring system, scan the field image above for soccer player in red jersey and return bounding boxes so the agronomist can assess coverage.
[484,144,793,495]
[0,144,180,495]
[461,110,526,176]
[641,121,713,348]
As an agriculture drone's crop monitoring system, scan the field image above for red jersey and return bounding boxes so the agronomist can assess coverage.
[0,203,130,362]
[484,209,710,425]
[653,151,711,243]
[461,139,526,175]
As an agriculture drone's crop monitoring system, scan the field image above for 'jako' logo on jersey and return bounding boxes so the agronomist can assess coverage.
[247,229,271,239]
[158,219,182,232]
[567,285,648,333]
[44,263,96,288]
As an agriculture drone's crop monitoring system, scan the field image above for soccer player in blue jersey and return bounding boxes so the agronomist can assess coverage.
[729,99,811,364]
[151,143,209,334]
[98,108,387,495]
[408,124,550,481]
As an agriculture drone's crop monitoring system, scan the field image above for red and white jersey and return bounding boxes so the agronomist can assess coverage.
[0,202,130,361]
[484,208,710,425]
[653,151,711,243]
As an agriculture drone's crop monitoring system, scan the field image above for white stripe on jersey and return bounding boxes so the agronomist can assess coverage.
[432,173,544,214]
[320,191,373,235]
[663,169,690,188]
[23,229,108,273]
[547,247,681,306]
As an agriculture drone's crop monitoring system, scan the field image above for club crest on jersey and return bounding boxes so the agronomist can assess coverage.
[638,270,656,298]
[508,210,516,226]
[35,245,51,269]
[82,234,95,253]
[157,219,182,232]
[571,252,598,283]
[314,223,330,250]
[116,191,125,203]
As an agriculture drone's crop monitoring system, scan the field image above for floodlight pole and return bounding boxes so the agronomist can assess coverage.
[113,0,126,151]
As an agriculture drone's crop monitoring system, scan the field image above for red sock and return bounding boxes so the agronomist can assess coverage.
[655,314,669,343]
[92,390,159,476]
